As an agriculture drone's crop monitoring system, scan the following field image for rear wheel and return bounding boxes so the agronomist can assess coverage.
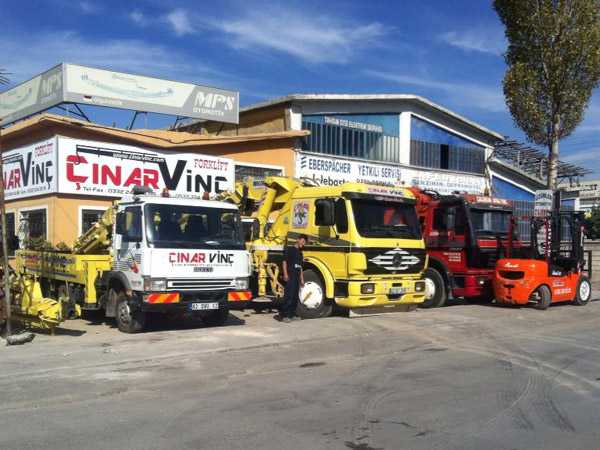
[531,285,552,310]
[115,292,146,333]
[573,275,592,306]
[297,270,332,319]
[419,268,447,308]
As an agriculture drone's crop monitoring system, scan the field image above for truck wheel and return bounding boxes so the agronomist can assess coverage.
[532,285,552,310]
[202,307,230,326]
[115,292,146,333]
[420,268,447,308]
[297,269,332,319]
[573,276,592,306]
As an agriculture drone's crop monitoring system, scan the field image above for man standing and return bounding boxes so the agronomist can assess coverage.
[280,235,307,323]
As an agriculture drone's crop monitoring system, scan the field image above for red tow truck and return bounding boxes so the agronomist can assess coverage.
[410,188,521,308]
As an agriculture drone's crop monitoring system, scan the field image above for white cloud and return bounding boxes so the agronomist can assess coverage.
[562,148,600,163]
[364,70,506,113]
[0,31,229,87]
[439,29,506,56]
[212,9,387,64]
[78,1,100,15]
[165,9,194,36]
[129,10,148,26]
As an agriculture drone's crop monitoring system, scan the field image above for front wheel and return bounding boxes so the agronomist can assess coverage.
[573,275,592,306]
[297,270,332,319]
[115,292,146,333]
[531,285,552,310]
[419,268,447,308]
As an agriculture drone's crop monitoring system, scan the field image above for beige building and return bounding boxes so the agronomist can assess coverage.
[1,113,306,248]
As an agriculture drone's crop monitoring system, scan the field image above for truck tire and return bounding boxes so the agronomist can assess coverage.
[115,292,146,333]
[420,268,447,309]
[297,269,332,319]
[532,285,552,310]
[202,306,230,326]
[573,275,592,306]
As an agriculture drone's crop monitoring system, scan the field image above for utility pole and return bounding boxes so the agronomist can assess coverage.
[0,125,11,338]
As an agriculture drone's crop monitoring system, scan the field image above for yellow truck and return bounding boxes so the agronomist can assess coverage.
[225,177,427,318]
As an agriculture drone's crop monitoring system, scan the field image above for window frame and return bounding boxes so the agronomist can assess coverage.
[18,205,49,241]
[78,205,109,236]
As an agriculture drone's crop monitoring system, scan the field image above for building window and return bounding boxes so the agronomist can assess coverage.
[21,208,47,240]
[235,164,283,185]
[410,116,485,174]
[81,209,106,234]
[302,114,401,163]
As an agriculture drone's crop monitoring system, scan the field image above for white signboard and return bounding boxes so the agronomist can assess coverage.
[534,190,553,216]
[1,63,239,126]
[56,137,234,198]
[2,138,57,200]
[296,153,486,194]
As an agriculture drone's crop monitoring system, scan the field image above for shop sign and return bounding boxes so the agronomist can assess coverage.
[1,63,239,126]
[296,153,485,194]
[534,190,553,216]
[57,137,235,198]
[1,138,57,200]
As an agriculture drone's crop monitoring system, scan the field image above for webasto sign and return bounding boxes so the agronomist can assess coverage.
[296,153,486,194]
[0,63,239,126]
[2,137,235,199]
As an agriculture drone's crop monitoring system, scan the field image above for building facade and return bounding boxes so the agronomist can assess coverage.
[183,94,540,199]
[1,113,306,247]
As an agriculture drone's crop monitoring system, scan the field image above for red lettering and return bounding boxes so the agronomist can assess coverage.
[143,169,159,189]
[124,168,141,187]
[66,155,88,183]
[101,165,121,186]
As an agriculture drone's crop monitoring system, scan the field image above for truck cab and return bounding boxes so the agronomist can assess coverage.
[234,178,427,318]
[411,188,519,308]
[106,193,251,331]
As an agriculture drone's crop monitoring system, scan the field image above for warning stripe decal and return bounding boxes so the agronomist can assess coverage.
[147,293,180,304]
[227,291,252,301]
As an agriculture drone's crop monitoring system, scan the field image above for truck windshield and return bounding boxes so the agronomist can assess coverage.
[145,204,244,249]
[351,199,421,239]
[470,209,511,237]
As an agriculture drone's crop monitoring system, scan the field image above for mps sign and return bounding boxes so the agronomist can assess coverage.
[56,137,235,198]
[1,138,57,200]
[0,63,240,126]
[296,153,486,194]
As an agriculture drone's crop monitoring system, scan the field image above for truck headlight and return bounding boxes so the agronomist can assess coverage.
[361,283,375,294]
[234,278,249,290]
[143,277,167,291]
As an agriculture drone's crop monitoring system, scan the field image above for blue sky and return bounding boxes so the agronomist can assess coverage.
[1,0,599,176]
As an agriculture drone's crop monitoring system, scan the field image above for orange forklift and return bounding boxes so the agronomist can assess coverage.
[493,192,592,309]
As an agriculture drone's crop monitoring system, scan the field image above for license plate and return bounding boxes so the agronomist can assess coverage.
[389,286,407,296]
[189,302,219,311]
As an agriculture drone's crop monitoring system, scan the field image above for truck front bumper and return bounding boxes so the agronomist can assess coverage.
[138,290,251,313]
[334,279,426,308]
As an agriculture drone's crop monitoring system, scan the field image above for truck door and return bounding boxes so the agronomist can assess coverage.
[430,206,467,272]
[115,206,144,290]
[310,197,349,278]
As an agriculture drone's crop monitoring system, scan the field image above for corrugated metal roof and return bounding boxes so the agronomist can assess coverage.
[1,113,308,148]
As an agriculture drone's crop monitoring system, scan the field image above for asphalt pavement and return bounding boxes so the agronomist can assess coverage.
[2,296,600,450]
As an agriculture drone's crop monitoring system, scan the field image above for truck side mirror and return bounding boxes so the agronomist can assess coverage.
[315,199,336,227]
[115,213,127,235]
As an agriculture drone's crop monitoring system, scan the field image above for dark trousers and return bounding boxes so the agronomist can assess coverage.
[281,276,300,318]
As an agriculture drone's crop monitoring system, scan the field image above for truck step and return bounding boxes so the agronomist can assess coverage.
[252,296,275,303]
[349,304,418,317]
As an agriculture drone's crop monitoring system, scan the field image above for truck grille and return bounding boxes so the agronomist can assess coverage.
[167,279,234,291]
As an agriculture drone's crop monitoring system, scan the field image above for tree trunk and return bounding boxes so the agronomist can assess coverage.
[547,118,560,189]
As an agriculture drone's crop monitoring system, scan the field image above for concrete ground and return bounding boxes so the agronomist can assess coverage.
[2,296,600,450]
